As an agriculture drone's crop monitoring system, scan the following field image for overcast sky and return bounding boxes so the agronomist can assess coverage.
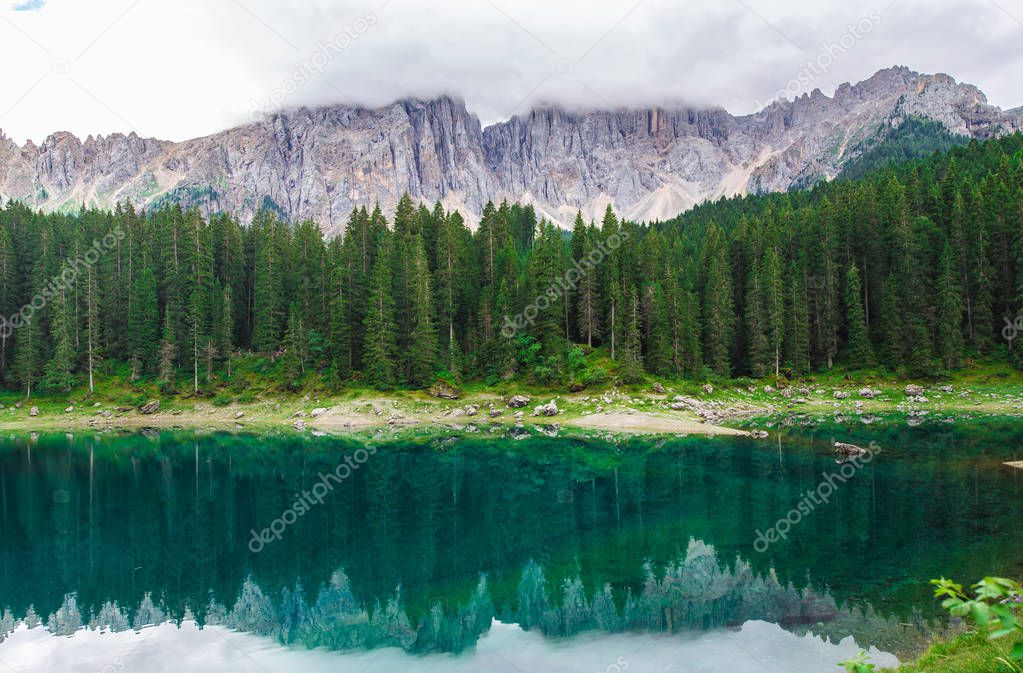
[0,0,1019,144]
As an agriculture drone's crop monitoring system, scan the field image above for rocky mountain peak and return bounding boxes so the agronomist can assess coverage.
[0,66,1018,233]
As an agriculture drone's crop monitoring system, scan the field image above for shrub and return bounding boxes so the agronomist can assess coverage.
[933,577,1023,666]
[211,392,233,407]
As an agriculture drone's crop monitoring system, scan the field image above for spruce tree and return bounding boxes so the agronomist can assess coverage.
[251,213,282,352]
[763,247,785,377]
[43,286,76,392]
[702,225,734,376]
[84,262,102,393]
[784,261,810,374]
[158,305,177,393]
[844,264,874,367]
[281,303,308,390]
[936,242,965,370]
[219,283,234,378]
[619,286,643,383]
[128,266,158,377]
[407,237,439,386]
[12,309,42,398]
[328,242,351,379]
[744,263,770,377]
[878,274,904,368]
[363,237,398,388]
[0,225,14,375]
[573,216,601,347]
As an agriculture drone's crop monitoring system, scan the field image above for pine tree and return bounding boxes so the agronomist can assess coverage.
[745,262,770,377]
[0,225,14,375]
[127,266,158,377]
[645,282,673,376]
[407,237,439,386]
[784,261,810,374]
[844,264,874,367]
[281,303,308,390]
[363,237,398,388]
[763,247,785,377]
[12,308,42,398]
[187,210,213,394]
[573,217,601,347]
[219,283,234,378]
[433,210,466,374]
[84,262,102,392]
[158,305,177,392]
[936,242,965,370]
[599,206,623,359]
[878,274,904,368]
[43,285,76,392]
[702,225,734,376]
[251,213,282,352]
[619,286,643,383]
[328,241,350,379]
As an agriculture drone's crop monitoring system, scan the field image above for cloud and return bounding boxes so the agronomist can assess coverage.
[0,0,1019,144]
[11,0,44,11]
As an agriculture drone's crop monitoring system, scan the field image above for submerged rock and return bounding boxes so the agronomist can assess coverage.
[834,441,868,458]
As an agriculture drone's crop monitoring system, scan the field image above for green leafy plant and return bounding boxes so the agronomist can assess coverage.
[211,392,233,407]
[932,577,1023,667]
[838,650,875,672]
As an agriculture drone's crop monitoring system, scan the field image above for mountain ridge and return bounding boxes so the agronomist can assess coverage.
[0,65,1019,232]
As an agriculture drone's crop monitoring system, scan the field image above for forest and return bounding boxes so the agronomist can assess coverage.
[0,133,1021,396]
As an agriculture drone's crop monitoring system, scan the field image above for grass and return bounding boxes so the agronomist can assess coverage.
[884,631,1023,673]
[1,349,1022,432]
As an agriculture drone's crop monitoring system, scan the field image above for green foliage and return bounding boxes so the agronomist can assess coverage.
[839,117,968,181]
[838,651,876,673]
[0,132,1022,395]
[932,577,1023,664]
[211,392,233,407]
[890,631,1023,673]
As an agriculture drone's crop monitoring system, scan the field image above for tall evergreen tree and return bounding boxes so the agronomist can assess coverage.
[363,237,398,388]
[701,225,734,376]
[84,261,102,392]
[43,285,76,392]
[936,242,965,370]
[844,264,874,367]
[407,237,439,386]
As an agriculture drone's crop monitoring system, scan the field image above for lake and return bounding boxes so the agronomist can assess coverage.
[0,421,1021,672]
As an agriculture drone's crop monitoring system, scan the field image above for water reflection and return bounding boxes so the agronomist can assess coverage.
[0,424,1020,658]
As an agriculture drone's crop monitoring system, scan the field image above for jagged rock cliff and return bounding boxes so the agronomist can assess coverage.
[0,66,1018,233]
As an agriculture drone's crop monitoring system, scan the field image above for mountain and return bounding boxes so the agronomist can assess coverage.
[0,66,1019,232]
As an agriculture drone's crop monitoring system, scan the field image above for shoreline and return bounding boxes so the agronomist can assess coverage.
[3,378,1022,436]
